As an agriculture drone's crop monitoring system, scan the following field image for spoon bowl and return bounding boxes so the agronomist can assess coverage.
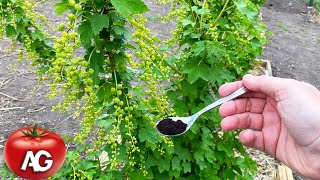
[156,87,249,137]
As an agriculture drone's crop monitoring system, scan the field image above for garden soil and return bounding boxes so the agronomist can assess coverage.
[0,0,319,179]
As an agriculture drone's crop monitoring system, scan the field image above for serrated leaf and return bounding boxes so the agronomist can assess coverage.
[138,125,161,144]
[158,158,170,173]
[129,170,144,180]
[5,25,16,37]
[182,161,191,173]
[192,41,206,57]
[194,8,210,15]
[78,21,93,48]
[91,14,109,35]
[97,83,113,102]
[235,0,257,21]
[88,51,104,84]
[96,117,114,130]
[110,0,148,18]
[206,41,225,62]
[31,29,44,40]
[217,142,234,157]
[54,0,69,15]
[171,156,181,170]
[182,61,210,84]
[181,19,193,26]
[194,150,204,162]
[113,26,129,36]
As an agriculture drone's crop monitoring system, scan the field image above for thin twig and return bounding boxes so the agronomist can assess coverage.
[0,78,11,89]
[0,92,27,101]
[16,69,38,80]
[27,106,46,113]
[44,83,65,87]
[0,107,25,111]
[54,111,79,129]
[0,52,18,59]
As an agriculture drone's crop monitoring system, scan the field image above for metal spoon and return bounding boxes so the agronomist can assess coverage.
[156,87,249,137]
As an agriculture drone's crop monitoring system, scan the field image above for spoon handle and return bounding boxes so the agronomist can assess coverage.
[194,87,249,118]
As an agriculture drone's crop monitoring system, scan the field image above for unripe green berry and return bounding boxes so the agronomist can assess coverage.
[68,0,76,6]
[116,84,122,89]
[75,4,82,11]
[57,24,65,31]
[68,13,76,21]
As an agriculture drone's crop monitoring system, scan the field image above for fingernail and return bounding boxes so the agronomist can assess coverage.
[243,74,254,80]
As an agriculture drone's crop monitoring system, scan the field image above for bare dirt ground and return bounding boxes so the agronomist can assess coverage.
[0,0,319,179]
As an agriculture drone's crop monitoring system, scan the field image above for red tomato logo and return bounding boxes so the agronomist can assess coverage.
[4,124,66,180]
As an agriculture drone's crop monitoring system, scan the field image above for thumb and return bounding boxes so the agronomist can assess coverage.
[243,74,290,99]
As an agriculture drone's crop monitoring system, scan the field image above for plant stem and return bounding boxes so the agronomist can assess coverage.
[213,0,231,25]
[199,0,208,34]
[187,0,199,33]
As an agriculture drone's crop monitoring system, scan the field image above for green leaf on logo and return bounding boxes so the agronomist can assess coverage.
[110,0,148,18]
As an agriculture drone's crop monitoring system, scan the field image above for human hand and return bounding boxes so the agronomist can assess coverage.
[219,75,320,179]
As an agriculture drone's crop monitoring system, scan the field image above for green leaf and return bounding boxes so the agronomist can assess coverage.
[16,24,26,34]
[31,29,44,40]
[5,25,16,37]
[113,26,129,36]
[96,83,113,102]
[171,156,181,170]
[181,19,194,26]
[182,161,191,173]
[194,8,210,15]
[206,41,226,62]
[235,0,257,21]
[78,21,93,48]
[91,14,109,35]
[110,0,148,17]
[158,158,170,173]
[182,61,210,84]
[192,41,206,57]
[88,51,104,84]
[129,169,145,180]
[96,114,114,129]
[55,0,69,15]
[217,142,234,157]
[138,125,161,144]
[194,150,204,162]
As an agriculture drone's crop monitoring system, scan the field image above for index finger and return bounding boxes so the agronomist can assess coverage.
[218,81,243,97]
[219,81,267,99]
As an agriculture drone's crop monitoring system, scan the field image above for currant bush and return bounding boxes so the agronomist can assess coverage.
[0,0,266,179]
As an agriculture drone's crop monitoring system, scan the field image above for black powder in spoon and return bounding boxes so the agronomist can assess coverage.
[156,118,187,136]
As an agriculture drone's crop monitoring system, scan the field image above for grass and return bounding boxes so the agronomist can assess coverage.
[276,23,290,32]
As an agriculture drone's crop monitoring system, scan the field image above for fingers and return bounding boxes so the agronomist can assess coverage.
[242,74,291,99]
[219,98,266,117]
[239,130,265,152]
[219,81,267,99]
[221,113,263,131]
[218,81,243,97]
